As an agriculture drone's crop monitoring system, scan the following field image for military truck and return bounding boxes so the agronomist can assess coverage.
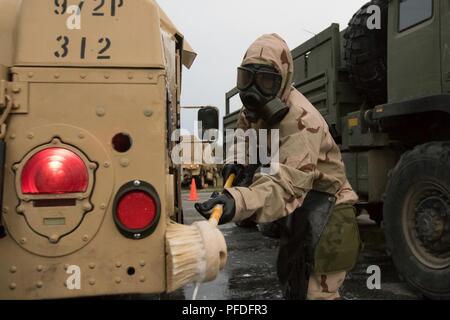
[0,0,220,299]
[180,135,219,189]
[182,163,219,189]
[225,0,450,299]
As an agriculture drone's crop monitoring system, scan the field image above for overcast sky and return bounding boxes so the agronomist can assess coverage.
[158,0,367,136]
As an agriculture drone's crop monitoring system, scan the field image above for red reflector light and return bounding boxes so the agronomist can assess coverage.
[117,191,157,230]
[21,148,89,195]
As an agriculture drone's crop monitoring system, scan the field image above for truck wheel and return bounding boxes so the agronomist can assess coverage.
[181,175,190,188]
[194,176,203,190]
[201,175,207,189]
[384,142,450,299]
[343,0,388,105]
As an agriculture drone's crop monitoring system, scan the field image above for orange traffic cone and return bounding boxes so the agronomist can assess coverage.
[188,178,199,201]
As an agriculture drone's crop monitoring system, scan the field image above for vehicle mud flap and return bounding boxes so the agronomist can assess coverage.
[0,140,5,237]
[276,190,336,300]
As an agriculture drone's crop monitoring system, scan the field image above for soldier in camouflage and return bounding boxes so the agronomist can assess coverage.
[196,34,361,300]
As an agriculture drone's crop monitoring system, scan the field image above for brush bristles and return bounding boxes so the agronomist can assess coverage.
[166,222,206,292]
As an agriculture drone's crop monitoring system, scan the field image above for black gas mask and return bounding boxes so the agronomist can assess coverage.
[237,64,289,126]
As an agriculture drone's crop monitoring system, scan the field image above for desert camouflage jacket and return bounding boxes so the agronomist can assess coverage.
[225,34,358,223]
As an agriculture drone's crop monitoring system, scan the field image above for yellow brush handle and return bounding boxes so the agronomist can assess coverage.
[209,206,224,226]
[224,173,236,189]
[209,174,236,225]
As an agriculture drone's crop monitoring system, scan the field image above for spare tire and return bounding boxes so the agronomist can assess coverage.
[343,0,388,106]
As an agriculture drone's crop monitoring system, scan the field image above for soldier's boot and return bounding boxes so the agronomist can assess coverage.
[307,271,346,300]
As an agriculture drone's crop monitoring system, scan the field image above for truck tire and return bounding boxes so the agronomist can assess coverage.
[384,142,450,299]
[182,175,190,188]
[194,176,203,190]
[201,174,207,189]
[343,0,388,105]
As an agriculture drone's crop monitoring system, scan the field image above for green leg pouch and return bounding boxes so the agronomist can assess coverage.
[313,204,362,274]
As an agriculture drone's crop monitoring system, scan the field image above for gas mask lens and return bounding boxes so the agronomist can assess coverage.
[255,71,281,96]
[237,66,282,97]
[237,67,254,91]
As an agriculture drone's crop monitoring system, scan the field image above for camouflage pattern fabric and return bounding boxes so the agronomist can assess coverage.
[225,33,358,223]
[225,34,360,300]
[307,272,347,300]
[308,204,361,300]
[314,204,362,274]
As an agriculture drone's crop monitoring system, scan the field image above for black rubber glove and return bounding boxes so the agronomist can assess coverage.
[194,192,236,225]
[222,164,245,186]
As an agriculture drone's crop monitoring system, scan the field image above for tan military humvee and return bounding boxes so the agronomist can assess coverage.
[0,0,209,299]
[180,135,219,189]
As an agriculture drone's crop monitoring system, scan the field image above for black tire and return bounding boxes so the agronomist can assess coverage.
[194,176,203,190]
[343,0,388,106]
[384,142,450,299]
[182,175,192,188]
[201,174,207,189]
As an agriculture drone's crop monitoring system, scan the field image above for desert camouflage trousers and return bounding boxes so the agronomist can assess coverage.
[277,195,360,300]
[307,272,346,300]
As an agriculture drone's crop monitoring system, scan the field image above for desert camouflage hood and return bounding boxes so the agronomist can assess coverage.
[242,34,294,102]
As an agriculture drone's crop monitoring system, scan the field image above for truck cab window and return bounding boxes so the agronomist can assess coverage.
[399,0,433,32]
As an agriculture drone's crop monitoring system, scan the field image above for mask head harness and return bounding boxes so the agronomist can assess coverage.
[237,64,289,126]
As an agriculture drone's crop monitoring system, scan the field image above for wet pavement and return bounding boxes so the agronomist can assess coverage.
[174,190,422,300]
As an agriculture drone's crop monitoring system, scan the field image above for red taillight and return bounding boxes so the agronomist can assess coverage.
[113,181,161,239]
[21,148,89,195]
[117,191,157,230]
